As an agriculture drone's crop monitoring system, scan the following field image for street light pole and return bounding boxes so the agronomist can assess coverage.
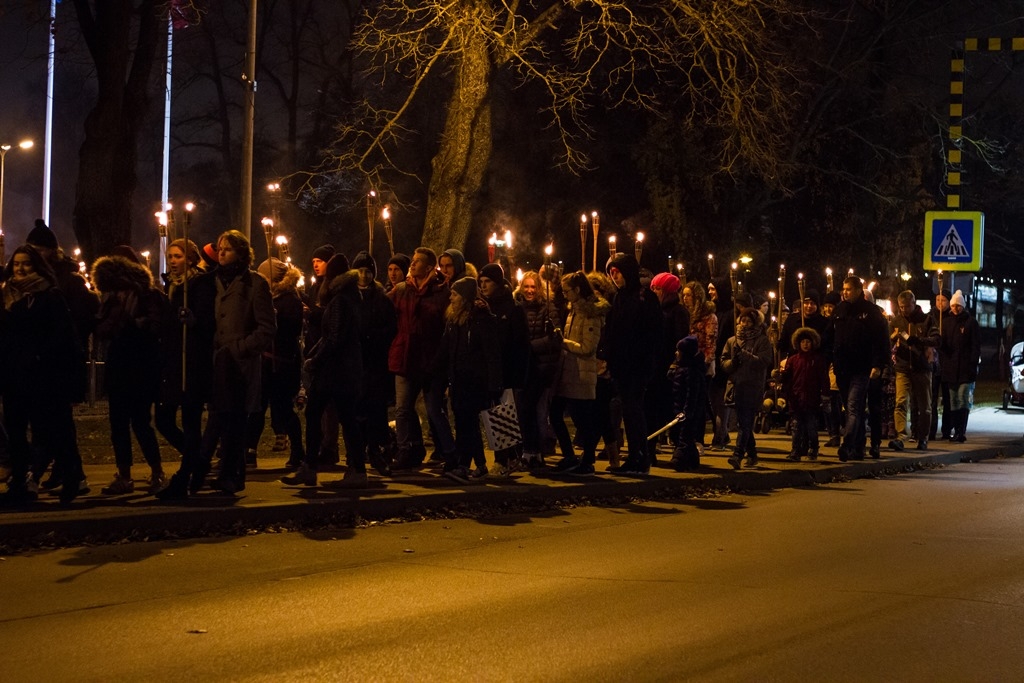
[0,140,35,240]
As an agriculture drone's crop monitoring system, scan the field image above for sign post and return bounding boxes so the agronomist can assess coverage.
[923,211,984,272]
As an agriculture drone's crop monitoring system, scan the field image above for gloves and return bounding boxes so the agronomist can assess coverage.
[178,306,196,327]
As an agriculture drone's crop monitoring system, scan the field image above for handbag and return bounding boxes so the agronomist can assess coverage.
[480,388,522,451]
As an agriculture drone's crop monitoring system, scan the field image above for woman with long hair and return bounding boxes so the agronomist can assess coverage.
[436,276,501,484]
[549,271,609,476]
[155,239,216,499]
[0,245,88,505]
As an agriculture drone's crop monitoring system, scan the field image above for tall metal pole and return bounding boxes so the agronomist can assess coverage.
[160,13,174,274]
[239,0,258,240]
[42,0,57,224]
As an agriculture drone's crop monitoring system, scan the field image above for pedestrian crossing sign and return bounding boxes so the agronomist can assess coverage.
[923,211,984,271]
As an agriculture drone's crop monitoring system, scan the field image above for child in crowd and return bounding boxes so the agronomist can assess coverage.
[779,327,830,461]
[667,335,707,472]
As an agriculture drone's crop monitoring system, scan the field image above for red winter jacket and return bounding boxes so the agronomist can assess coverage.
[387,273,450,377]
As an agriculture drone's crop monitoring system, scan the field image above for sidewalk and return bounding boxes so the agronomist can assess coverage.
[2,407,1022,549]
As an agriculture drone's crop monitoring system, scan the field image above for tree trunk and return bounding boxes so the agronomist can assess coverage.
[420,30,492,254]
[71,0,162,260]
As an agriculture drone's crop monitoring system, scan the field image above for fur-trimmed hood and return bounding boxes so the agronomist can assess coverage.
[271,264,303,298]
[321,269,360,305]
[791,326,821,351]
[91,255,153,294]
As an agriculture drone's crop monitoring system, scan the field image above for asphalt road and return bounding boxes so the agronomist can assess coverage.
[3,458,1024,681]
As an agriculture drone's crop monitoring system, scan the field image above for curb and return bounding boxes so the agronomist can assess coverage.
[4,438,1021,550]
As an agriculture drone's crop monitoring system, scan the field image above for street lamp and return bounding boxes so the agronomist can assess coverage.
[0,139,35,241]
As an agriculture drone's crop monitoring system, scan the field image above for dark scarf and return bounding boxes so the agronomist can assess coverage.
[216,261,248,285]
[3,273,51,310]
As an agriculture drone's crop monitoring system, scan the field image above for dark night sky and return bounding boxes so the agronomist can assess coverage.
[0,5,85,251]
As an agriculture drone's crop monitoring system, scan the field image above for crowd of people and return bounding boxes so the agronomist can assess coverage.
[0,220,985,506]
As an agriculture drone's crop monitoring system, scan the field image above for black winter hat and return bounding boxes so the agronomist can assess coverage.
[451,276,478,301]
[388,253,411,275]
[479,262,504,284]
[352,250,376,278]
[802,288,820,306]
[823,290,841,306]
[606,252,640,285]
[312,244,336,262]
[324,253,350,281]
[27,219,59,250]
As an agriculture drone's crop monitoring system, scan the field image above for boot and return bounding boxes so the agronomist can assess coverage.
[956,409,969,443]
[155,472,190,501]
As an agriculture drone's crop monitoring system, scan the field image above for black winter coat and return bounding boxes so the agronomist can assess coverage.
[828,296,889,378]
[356,281,397,405]
[92,256,168,403]
[939,309,981,385]
[160,270,215,405]
[601,283,663,382]
[516,294,562,387]
[306,272,362,409]
[0,283,85,404]
[482,285,530,390]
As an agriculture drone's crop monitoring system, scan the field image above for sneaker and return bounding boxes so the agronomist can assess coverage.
[211,477,244,494]
[888,439,904,451]
[392,449,425,471]
[869,445,881,459]
[469,465,489,479]
[39,475,62,491]
[523,452,546,470]
[323,470,369,489]
[786,452,801,462]
[271,434,290,452]
[280,463,317,486]
[148,472,166,493]
[566,463,596,477]
[744,455,759,468]
[916,439,928,451]
[610,457,650,475]
[488,463,512,479]
[102,475,135,495]
[155,473,190,500]
[60,478,89,504]
[443,467,471,484]
[367,447,392,477]
[727,454,742,470]
[552,456,581,472]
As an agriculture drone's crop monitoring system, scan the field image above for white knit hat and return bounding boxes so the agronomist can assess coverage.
[950,289,966,308]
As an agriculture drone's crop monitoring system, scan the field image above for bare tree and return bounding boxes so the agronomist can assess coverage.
[321,0,808,252]
[69,0,166,259]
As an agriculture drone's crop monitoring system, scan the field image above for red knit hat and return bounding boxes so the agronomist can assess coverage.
[650,272,681,295]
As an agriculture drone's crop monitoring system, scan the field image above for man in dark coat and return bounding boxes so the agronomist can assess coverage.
[602,253,663,474]
[827,276,890,461]
[198,230,276,494]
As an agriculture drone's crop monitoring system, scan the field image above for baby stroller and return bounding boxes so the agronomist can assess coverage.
[757,369,789,434]
[1002,341,1024,410]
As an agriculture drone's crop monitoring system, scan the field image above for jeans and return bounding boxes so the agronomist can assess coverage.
[394,373,455,455]
[838,373,869,455]
[615,375,649,465]
[791,409,819,456]
[894,370,932,441]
